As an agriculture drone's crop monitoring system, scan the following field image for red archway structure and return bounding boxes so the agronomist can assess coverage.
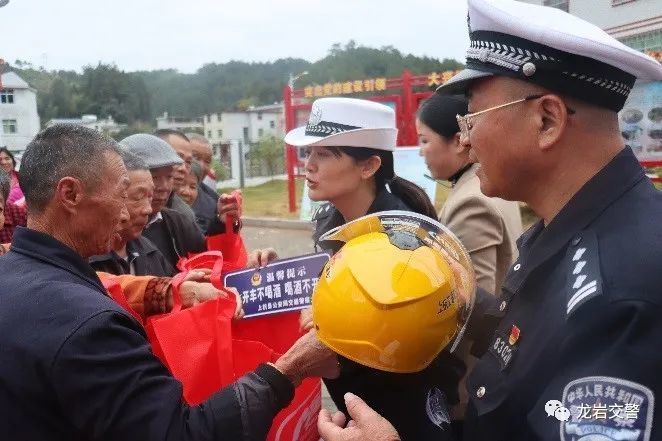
[283,69,457,212]
[284,68,662,212]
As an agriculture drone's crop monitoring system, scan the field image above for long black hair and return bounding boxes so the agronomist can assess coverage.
[324,146,438,219]
[0,147,17,170]
[417,94,468,139]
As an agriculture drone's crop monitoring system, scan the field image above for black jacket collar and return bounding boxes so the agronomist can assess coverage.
[314,188,410,252]
[505,148,646,293]
[10,227,106,294]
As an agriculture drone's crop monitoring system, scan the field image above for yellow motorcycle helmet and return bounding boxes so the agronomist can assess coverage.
[312,210,475,373]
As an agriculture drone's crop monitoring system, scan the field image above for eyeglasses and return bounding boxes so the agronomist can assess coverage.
[456,94,576,141]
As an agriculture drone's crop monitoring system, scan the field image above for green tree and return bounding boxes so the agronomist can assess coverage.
[248,135,285,176]
[9,42,462,127]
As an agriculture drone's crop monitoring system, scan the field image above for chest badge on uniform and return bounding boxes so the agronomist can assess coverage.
[509,325,520,345]
[489,323,521,371]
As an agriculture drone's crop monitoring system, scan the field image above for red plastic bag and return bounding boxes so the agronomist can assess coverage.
[106,275,321,440]
[176,250,225,288]
[206,189,248,272]
[145,277,237,404]
[233,313,322,441]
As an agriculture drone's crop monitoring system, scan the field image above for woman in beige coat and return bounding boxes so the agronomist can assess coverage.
[417,94,523,295]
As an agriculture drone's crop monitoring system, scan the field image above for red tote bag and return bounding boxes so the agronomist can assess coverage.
[104,271,321,440]
[206,189,248,272]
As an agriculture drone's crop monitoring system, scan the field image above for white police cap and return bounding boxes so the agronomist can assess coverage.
[437,0,662,111]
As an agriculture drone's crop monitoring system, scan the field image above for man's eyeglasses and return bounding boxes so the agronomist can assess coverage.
[456,94,576,141]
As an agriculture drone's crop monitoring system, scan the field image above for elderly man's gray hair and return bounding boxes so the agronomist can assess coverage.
[185,132,211,145]
[19,124,121,213]
[120,150,149,172]
[0,169,10,202]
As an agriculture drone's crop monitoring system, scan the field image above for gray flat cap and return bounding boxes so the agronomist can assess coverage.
[119,133,183,169]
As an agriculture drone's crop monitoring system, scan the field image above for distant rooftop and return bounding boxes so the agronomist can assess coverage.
[0,71,31,89]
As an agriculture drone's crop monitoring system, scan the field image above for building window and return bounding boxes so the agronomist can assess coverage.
[218,129,223,138]
[543,0,568,12]
[0,89,14,104]
[208,130,212,138]
[257,112,263,121]
[619,29,662,53]
[2,119,17,134]
[243,127,249,143]
[270,120,275,129]
[258,128,264,138]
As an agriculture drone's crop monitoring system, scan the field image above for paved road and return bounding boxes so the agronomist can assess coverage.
[242,225,314,259]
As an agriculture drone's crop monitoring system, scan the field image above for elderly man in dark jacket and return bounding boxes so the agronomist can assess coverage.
[0,124,339,441]
[119,133,207,268]
[89,150,175,277]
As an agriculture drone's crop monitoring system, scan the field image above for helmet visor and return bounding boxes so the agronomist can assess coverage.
[320,210,476,353]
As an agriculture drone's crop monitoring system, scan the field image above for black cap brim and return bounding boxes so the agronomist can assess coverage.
[435,69,495,95]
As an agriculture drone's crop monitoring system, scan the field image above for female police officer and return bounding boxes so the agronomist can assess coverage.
[251,97,465,440]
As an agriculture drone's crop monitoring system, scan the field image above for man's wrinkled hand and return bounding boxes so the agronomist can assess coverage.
[318,393,400,441]
[299,307,314,332]
[274,330,339,387]
[246,248,278,269]
[217,193,240,224]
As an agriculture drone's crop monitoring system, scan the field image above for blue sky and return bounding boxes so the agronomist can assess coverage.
[1,0,470,73]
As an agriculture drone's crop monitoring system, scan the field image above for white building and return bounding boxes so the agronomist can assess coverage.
[203,103,285,150]
[0,71,41,154]
[202,103,285,181]
[156,112,204,132]
[519,0,661,54]
[46,114,127,135]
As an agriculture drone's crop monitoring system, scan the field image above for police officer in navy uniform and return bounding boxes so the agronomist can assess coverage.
[317,1,662,440]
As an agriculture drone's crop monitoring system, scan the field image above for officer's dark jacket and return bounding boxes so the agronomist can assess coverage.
[464,148,662,440]
[89,235,176,277]
[143,207,206,268]
[313,188,464,441]
[0,227,294,440]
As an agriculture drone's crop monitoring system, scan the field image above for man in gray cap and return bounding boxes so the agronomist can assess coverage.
[152,129,201,227]
[119,133,206,268]
[318,0,662,440]
[160,129,241,235]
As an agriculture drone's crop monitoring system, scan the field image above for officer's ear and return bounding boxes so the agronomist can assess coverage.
[535,94,570,151]
[451,132,467,154]
[360,155,382,180]
[56,176,85,215]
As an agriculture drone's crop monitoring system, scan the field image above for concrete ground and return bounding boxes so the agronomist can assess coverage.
[241,223,338,413]
[241,224,314,259]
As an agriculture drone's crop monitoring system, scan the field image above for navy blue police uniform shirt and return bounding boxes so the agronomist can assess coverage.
[0,227,293,440]
[312,188,465,441]
[464,148,662,441]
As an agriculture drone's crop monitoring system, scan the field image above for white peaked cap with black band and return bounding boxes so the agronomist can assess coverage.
[436,0,662,112]
[284,97,398,151]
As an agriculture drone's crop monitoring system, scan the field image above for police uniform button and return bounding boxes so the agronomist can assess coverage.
[513,264,521,271]
[499,300,507,312]
[572,236,582,246]
[476,386,486,398]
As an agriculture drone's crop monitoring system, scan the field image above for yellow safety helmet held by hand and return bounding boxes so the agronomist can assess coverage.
[312,211,475,373]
